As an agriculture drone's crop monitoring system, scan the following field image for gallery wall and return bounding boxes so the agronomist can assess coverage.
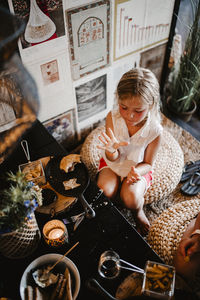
[7,0,176,151]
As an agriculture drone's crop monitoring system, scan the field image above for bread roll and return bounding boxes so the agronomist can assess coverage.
[60,154,81,173]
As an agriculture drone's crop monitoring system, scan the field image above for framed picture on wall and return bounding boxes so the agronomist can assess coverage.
[75,74,107,123]
[43,109,77,150]
[66,0,110,80]
[40,59,59,86]
[8,0,65,50]
[113,0,175,61]
[140,43,167,83]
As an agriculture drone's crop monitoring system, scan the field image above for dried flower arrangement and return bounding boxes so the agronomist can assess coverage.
[0,171,42,234]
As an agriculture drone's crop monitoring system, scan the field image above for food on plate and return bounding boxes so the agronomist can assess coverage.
[63,178,80,190]
[60,154,81,173]
[64,266,73,300]
[32,265,58,288]
[24,285,44,300]
[30,265,73,300]
[144,262,175,295]
[23,162,43,180]
[50,273,67,300]
[116,272,143,299]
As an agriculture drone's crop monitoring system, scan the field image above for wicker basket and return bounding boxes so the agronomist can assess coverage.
[0,213,41,259]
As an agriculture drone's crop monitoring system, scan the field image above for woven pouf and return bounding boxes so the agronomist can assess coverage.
[80,126,184,204]
[0,213,41,259]
[147,199,200,265]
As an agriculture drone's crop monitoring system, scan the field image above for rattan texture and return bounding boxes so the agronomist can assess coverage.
[147,199,200,265]
[0,213,41,259]
[80,126,184,204]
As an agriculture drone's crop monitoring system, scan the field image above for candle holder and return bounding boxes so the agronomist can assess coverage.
[43,219,68,247]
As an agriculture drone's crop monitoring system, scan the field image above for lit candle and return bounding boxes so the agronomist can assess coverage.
[48,228,64,239]
[43,219,68,247]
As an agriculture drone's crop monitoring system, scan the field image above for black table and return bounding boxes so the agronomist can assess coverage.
[0,179,163,300]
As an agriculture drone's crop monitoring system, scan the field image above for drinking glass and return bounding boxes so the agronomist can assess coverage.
[98,250,120,279]
[98,250,144,280]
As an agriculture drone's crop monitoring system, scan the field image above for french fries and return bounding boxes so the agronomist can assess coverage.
[20,160,46,186]
[143,261,175,296]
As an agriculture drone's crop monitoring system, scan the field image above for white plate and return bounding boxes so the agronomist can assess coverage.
[20,253,80,299]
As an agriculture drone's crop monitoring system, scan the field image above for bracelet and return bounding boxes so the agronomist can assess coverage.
[108,149,118,156]
[190,229,200,238]
[106,148,118,154]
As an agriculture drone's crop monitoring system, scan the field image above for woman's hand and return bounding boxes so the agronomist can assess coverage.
[180,234,200,258]
[127,166,142,184]
[97,128,129,154]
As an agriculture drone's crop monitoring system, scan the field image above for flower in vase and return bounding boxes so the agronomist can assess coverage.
[0,171,42,234]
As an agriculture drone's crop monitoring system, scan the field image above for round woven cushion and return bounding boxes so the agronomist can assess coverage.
[80,126,184,204]
[147,199,200,265]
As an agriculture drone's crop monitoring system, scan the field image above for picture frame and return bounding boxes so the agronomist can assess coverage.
[75,74,107,123]
[113,0,175,61]
[66,0,110,79]
[43,109,77,150]
[8,0,65,50]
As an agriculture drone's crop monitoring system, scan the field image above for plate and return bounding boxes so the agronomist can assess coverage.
[20,253,80,299]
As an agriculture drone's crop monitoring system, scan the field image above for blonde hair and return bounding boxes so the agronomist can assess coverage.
[117,68,161,122]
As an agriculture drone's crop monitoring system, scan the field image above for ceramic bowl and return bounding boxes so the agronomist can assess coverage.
[20,253,80,299]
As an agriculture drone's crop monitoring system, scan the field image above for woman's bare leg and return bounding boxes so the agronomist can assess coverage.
[120,179,150,235]
[97,168,120,199]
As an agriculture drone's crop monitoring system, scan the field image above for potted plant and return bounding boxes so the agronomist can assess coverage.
[0,171,43,259]
[166,0,200,122]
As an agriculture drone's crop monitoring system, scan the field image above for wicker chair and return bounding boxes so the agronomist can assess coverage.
[80,126,184,204]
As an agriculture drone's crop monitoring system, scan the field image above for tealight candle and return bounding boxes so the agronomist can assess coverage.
[48,228,64,239]
[43,219,68,247]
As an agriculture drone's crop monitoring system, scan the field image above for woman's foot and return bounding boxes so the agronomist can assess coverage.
[134,209,150,236]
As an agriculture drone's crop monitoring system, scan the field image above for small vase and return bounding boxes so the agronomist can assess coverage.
[0,213,41,259]
[167,97,197,122]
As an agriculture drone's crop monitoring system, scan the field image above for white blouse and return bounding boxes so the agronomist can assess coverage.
[102,108,163,177]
